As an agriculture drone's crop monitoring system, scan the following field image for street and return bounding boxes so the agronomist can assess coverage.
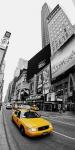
[3,107,75,150]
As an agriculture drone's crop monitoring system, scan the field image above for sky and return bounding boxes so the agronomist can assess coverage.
[0,0,75,101]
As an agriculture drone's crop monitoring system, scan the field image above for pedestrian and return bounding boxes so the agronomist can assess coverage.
[63,107,65,112]
[58,105,62,113]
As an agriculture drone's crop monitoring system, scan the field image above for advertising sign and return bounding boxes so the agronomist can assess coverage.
[37,73,43,87]
[0,31,11,50]
[37,87,42,94]
[51,92,55,101]
[43,65,49,84]
[37,73,43,94]
[0,51,4,65]
[51,36,75,78]
[30,82,34,95]
[0,31,11,69]
[43,83,49,94]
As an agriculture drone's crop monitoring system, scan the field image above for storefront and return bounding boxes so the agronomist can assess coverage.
[26,95,44,110]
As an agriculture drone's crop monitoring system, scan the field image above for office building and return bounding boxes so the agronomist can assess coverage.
[41,3,51,48]
[47,4,74,56]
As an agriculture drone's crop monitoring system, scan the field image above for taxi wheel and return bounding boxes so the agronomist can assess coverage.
[20,126,25,136]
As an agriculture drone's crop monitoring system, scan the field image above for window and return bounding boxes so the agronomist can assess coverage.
[15,111,21,118]
[21,111,40,118]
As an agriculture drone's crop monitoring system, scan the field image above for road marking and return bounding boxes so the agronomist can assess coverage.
[50,118,75,127]
[54,131,75,140]
[43,116,75,127]
[54,115,75,120]
[42,114,75,120]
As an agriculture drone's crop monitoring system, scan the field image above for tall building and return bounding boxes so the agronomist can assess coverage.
[0,31,11,69]
[14,58,28,77]
[41,3,51,48]
[47,4,74,56]
[4,81,13,102]
[0,62,5,104]
[0,31,11,106]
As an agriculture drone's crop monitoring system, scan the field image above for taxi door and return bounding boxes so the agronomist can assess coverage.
[15,111,21,127]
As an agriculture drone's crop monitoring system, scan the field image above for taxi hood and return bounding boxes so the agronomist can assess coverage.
[21,117,50,128]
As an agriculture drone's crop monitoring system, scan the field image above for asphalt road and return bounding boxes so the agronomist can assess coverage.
[3,107,75,150]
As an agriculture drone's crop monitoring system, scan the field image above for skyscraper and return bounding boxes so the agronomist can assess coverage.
[41,3,51,48]
[14,58,28,77]
[47,4,74,56]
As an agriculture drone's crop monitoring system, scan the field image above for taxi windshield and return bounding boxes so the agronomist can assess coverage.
[21,111,40,118]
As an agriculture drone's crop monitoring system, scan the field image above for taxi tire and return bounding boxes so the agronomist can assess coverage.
[20,126,25,136]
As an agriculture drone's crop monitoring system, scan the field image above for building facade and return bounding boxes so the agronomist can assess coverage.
[14,58,28,77]
[6,4,75,112]
[26,4,75,111]
[51,35,75,111]
[4,81,13,103]
[0,31,11,106]
[14,69,29,102]
[47,4,74,56]
[0,64,4,105]
[27,44,51,110]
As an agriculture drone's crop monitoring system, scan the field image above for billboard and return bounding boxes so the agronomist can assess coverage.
[37,73,43,94]
[0,31,11,50]
[0,50,5,65]
[51,35,75,78]
[30,82,34,95]
[43,65,50,84]
[47,4,73,56]
[0,31,11,69]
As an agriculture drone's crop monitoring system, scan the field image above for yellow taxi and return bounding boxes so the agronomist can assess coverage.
[12,109,54,137]
[31,104,39,111]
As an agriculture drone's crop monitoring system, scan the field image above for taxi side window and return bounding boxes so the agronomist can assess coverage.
[17,111,21,118]
[15,111,21,118]
[15,111,18,115]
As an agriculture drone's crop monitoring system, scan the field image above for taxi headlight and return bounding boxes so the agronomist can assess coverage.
[29,128,37,132]
[49,123,53,128]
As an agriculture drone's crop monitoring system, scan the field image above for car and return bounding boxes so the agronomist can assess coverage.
[6,103,12,109]
[18,105,31,109]
[11,109,54,137]
[31,104,39,111]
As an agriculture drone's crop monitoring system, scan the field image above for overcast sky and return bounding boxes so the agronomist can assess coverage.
[0,0,75,101]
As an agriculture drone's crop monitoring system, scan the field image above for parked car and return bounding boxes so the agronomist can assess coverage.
[18,105,31,109]
[6,103,12,109]
[11,108,54,137]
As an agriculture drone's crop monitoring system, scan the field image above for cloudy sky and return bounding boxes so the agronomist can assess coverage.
[0,0,75,100]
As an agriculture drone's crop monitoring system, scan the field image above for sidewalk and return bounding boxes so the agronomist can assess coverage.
[0,108,9,150]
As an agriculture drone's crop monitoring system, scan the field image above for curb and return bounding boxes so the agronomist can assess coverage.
[2,108,18,150]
